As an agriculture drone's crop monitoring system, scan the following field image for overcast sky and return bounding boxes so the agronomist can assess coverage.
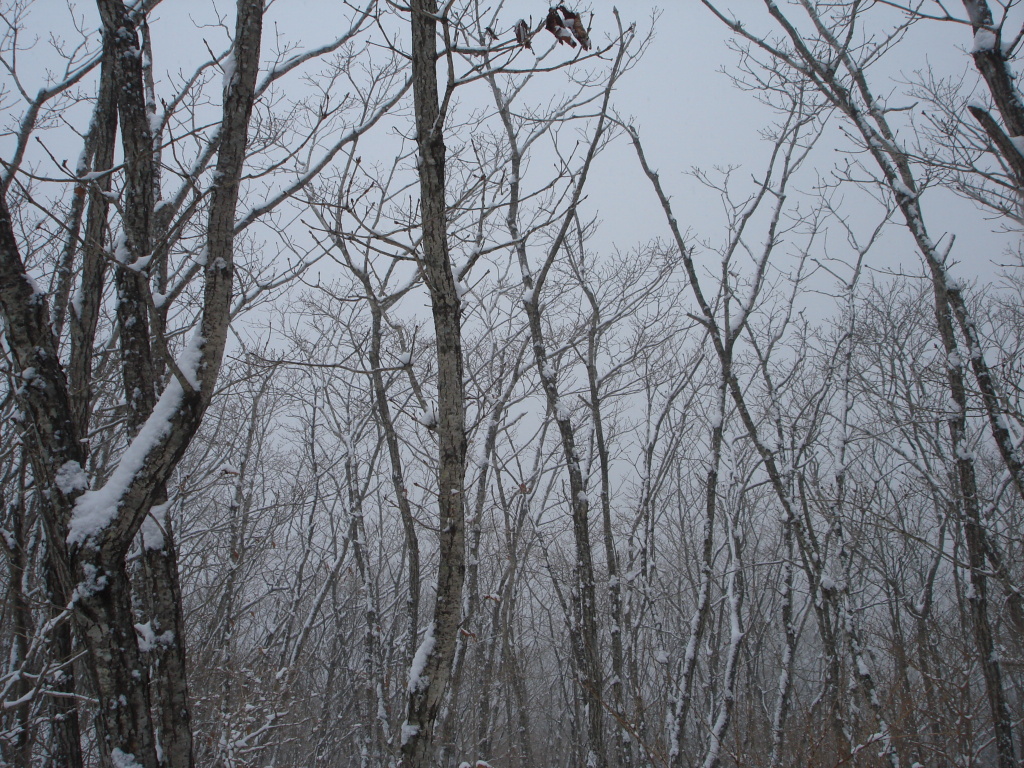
[23,1,1024,306]
[580,2,1020,289]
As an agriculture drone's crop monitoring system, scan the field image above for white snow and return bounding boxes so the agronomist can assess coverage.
[407,622,435,692]
[892,179,914,198]
[135,621,155,651]
[222,50,236,90]
[141,505,167,551]
[945,274,968,292]
[126,254,153,273]
[415,403,438,429]
[955,443,976,461]
[856,655,871,677]
[971,28,997,53]
[72,563,108,601]
[55,461,89,496]
[111,749,144,768]
[135,620,174,652]
[471,442,489,470]
[113,233,130,264]
[68,335,205,546]
[23,273,45,302]
[554,398,569,421]
[178,335,205,390]
[400,722,420,746]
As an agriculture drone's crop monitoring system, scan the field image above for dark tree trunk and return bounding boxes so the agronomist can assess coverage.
[401,1,468,765]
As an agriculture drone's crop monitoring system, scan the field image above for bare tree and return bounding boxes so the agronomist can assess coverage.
[696,2,1022,764]
[0,0,400,764]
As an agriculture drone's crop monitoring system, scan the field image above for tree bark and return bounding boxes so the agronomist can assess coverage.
[400,2,467,765]
[0,0,263,764]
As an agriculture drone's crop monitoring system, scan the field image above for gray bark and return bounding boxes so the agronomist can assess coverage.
[0,0,263,764]
[694,4,1022,763]
[400,2,468,764]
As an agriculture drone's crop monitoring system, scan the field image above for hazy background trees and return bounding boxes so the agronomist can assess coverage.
[1,1,1022,767]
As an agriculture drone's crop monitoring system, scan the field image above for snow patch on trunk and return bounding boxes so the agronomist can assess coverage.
[972,28,997,52]
[407,622,436,692]
[55,461,89,495]
[68,335,204,546]
[110,748,144,768]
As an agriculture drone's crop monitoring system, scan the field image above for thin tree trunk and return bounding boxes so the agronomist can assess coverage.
[767,511,796,768]
[581,275,630,768]
[400,2,467,764]
[366,299,420,664]
[1,458,35,768]
[668,375,725,768]
[931,276,1017,768]
[701,505,745,768]
[139,513,194,768]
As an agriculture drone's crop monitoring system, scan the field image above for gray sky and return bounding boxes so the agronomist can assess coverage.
[588,2,1018,280]
[18,1,1023,304]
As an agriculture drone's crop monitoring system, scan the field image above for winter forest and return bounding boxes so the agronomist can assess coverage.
[2,0,1024,767]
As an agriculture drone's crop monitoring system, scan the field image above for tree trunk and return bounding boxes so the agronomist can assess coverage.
[400,2,467,764]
